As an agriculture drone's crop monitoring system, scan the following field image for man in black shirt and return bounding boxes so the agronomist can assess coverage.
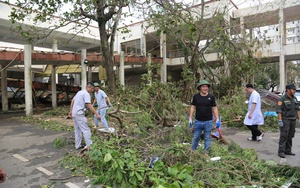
[189,80,220,155]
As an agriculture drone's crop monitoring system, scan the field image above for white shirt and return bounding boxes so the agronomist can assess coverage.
[243,90,264,125]
[72,89,91,116]
[94,90,107,108]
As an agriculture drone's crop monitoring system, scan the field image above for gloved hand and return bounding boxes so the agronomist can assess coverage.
[189,118,193,128]
[278,120,283,128]
[216,119,221,129]
[109,103,112,107]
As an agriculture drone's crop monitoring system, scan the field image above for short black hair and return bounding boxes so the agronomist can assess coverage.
[87,82,94,88]
[246,83,253,88]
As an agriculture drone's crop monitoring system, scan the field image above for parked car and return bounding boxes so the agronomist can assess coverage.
[295,89,300,101]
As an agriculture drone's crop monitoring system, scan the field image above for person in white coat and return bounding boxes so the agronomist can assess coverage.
[243,83,264,141]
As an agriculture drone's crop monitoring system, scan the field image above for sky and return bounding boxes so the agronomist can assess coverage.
[0,0,274,51]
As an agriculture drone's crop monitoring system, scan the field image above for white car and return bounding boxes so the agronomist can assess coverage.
[280,89,300,101]
[295,89,300,101]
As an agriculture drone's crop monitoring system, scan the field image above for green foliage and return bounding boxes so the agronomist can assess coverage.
[13,116,73,131]
[42,106,69,117]
[14,81,300,187]
[261,116,279,132]
[115,81,187,127]
[217,86,247,126]
[255,63,279,91]
[147,0,262,98]
[52,136,67,148]
[61,133,300,187]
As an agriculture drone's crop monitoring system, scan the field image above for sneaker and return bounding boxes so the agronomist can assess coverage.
[247,137,257,141]
[257,133,264,142]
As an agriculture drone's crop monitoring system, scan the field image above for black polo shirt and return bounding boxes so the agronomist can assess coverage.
[191,93,216,121]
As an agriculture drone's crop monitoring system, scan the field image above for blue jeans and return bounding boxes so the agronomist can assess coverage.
[94,108,109,129]
[191,120,213,153]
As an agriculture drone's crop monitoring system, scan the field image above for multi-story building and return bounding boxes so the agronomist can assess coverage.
[1,0,300,113]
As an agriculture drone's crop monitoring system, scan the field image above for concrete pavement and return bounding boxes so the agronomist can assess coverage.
[0,117,97,188]
[221,126,300,167]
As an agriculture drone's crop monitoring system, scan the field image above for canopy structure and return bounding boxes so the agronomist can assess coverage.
[42,64,107,80]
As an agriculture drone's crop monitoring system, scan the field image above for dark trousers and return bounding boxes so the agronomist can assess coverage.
[278,119,296,154]
[246,125,262,140]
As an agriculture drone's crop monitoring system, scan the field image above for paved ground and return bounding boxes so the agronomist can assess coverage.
[0,114,300,187]
[221,126,300,167]
[0,115,97,188]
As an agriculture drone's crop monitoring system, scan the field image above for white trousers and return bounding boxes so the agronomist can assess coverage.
[73,115,92,149]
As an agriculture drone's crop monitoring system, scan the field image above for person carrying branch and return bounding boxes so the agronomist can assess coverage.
[69,82,101,150]
[92,82,112,130]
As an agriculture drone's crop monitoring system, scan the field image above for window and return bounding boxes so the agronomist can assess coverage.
[121,39,141,55]
[287,28,294,33]
[287,37,294,42]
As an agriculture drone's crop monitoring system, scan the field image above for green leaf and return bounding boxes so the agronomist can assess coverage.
[104,153,112,162]
[124,152,131,158]
[135,172,143,181]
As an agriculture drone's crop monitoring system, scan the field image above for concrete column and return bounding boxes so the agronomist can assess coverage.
[52,38,58,52]
[119,51,125,89]
[279,1,285,92]
[81,49,87,88]
[148,53,152,86]
[249,29,253,41]
[24,44,33,116]
[141,24,146,56]
[88,65,92,82]
[240,16,245,38]
[295,76,299,88]
[51,65,57,108]
[160,32,167,83]
[74,74,81,86]
[52,38,58,108]
[52,38,59,83]
[240,16,246,86]
[1,64,8,111]
[223,5,230,77]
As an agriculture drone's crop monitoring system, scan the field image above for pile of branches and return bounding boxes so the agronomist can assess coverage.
[61,124,300,187]
[57,82,299,187]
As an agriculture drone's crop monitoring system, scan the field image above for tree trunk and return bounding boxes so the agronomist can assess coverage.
[99,23,116,96]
